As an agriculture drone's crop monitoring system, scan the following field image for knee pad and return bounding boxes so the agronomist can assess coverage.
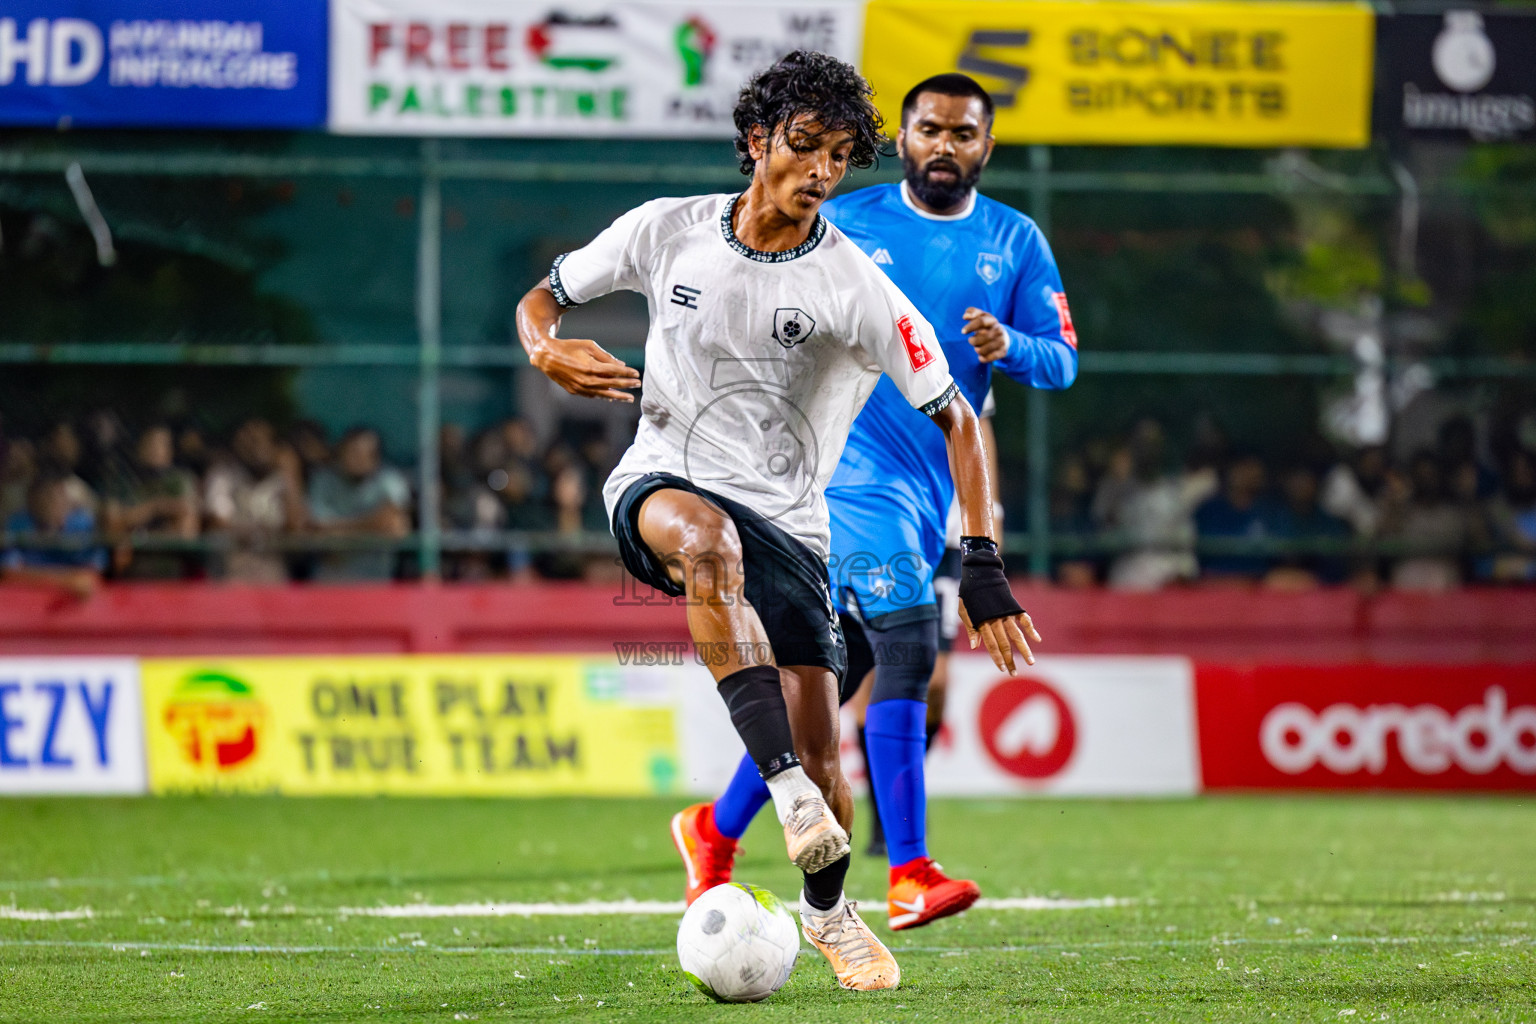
[868,618,938,705]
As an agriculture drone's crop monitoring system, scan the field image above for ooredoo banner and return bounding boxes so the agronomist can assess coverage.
[140,655,683,795]
[0,1,326,129]
[0,658,146,794]
[329,0,863,136]
[862,0,1374,147]
[1196,664,1536,790]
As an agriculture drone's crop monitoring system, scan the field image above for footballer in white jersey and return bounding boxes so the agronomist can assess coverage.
[515,51,1040,994]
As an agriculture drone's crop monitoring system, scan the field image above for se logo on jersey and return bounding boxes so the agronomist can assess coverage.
[896,314,935,372]
[773,307,816,349]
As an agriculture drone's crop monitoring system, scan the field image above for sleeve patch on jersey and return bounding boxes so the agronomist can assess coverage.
[549,253,576,308]
[919,381,960,418]
[1051,291,1078,349]
[897,314,935,372]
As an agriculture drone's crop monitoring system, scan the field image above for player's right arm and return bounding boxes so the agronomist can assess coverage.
[515,203,655,403]
[516,281,640,403]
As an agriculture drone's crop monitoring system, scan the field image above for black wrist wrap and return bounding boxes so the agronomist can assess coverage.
[958,536,1024,626]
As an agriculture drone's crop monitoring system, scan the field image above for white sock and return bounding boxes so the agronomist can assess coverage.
[764,765,821,825]
[799,890,846,921]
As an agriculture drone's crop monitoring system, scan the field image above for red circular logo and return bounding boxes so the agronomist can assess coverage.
[978,677,1077,779]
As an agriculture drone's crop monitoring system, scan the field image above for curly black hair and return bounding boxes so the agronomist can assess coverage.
[732,50,886,176]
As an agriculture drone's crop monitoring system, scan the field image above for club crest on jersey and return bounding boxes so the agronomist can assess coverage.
[976,253,1003,285]
[896,314,935,371]
[772,307,816,348]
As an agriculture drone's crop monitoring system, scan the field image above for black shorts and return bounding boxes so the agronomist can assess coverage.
[612,473,847,680]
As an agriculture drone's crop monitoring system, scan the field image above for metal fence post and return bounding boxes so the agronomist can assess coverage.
[1027,145,1052,579]
[416,139,443,579]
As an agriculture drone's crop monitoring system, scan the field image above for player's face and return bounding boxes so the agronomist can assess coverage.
[750,114,856,222]
[898,93,994,212]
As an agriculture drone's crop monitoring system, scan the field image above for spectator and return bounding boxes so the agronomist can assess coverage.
[102,423,200,579]
[1,473,107,600]
[1380,450,1489,590]
[1321,444,1390,538]
[1487,448,1536,582]
[1194,453,1281,581]
[203,418,305,583]
[287,420,332,483]
[1092,418,1210,590]
[307,427,411,581]
[37,421,98,516]
[1266,462,1354,587]
[1437,415,1498,499]
[440,423,505,581]
[1050,452,1098,588]
[0,438,37,524]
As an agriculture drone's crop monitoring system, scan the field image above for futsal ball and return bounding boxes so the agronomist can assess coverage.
[676,882,800,1002]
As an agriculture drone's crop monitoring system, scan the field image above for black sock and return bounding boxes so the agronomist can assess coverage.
[858,726,885,845]
[802,852,852,912]
[925,720,940,753]
[717,665,799,779]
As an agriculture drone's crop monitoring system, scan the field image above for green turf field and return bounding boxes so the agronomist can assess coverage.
[1,795,1531,1022]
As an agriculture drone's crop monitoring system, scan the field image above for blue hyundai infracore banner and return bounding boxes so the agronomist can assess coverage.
[0,0,326,128]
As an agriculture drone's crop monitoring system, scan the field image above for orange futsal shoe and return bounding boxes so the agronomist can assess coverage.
[670,803,739,906]
[887,856,981,931]
[800,896,901,991]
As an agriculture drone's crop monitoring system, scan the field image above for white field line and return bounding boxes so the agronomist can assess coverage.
[0,907,97,921]
[0,933,1525,958]
[0,896,1128,922]
[339,896,1134,918]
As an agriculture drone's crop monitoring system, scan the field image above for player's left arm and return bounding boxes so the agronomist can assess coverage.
[862,300,1039,673]
[962,224,1078,390]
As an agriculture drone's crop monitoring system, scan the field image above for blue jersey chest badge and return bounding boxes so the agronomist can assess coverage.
[976,253,1003,286]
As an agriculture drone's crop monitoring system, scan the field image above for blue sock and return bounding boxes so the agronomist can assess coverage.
[865,698,928,867]
[712,752,771,840]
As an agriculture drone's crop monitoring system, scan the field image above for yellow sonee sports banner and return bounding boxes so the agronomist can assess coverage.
[863,0,1374,147]
[142,656,680,795]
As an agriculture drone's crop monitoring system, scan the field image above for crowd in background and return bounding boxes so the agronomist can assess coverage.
[0,410,617,595]
[1048,414,1536,591]
[3,406,1534,594]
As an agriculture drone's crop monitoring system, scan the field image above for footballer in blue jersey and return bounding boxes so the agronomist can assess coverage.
[673,73,1072,930]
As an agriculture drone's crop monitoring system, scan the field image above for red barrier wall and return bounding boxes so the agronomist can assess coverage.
[1,582,1533,661]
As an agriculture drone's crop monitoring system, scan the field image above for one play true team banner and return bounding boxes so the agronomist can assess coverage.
[139,655,683,796]
[0,0,326,128]
[862,0,1375,147]
[328,0,863,137]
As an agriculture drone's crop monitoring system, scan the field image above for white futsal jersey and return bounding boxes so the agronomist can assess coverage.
[551,193,958,559]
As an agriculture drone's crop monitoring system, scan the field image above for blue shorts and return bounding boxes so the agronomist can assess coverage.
[827,486,943,629]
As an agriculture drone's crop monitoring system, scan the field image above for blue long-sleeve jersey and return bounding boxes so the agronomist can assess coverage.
[824,182,1078,544]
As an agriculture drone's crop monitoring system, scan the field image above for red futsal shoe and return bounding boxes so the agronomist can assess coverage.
[887,856,981,931]
[671,803,739,906]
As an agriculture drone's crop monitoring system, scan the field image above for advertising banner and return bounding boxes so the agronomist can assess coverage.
[1196,664,1536,790]
[140,655,682,795]
[329,0,862,137]
[862,0,1374,147]
[879,655,1200,796]
[0,1,326,129]
[0,658,145,795]
[1379,10,1536,143]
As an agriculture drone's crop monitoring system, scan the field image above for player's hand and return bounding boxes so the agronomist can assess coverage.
[957,601,1041,675]
[529,336,641,402]
[961,308,1010,363]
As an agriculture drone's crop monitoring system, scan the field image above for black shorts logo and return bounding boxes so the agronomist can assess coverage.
[772,307,816,348]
